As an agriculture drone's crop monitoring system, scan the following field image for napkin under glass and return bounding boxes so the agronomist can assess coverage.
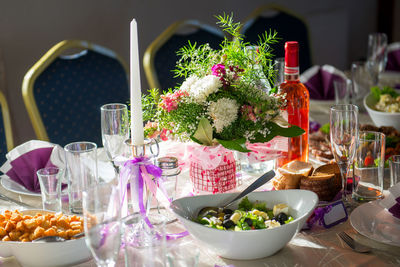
[0,140,115,193]
[386,42,400,72]
[379,182,400,219]
[300,65,347,100]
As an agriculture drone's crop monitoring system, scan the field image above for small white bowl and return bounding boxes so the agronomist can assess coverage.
[171,190,318,260]
[364,92,400,131]
[0,210,91,267]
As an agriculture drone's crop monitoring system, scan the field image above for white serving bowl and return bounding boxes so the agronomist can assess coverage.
[364,92,400,131]
[171,190,318,260]
[0,209,91,267]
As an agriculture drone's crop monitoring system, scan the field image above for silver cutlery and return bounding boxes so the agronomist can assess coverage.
[0,193,35,208]
[338,231,371,253]
[33,232,85,242]
[196,170,276,217]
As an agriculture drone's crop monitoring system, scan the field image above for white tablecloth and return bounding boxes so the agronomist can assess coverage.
[1,167,400,267]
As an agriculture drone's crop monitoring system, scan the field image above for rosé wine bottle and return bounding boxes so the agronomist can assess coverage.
[276,41,309,167]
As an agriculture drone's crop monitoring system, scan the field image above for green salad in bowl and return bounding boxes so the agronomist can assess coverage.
[195,197,294,231]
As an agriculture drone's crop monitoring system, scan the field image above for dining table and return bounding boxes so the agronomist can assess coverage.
[0,161,400,267]
[1,101,400,267]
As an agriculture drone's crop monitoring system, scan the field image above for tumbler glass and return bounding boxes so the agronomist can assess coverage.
[389,155,400,187]
[64,141,98,214]
[334,78,352,105]
[83,183,121,267]
[123,214,167,267]
[367,32,388,85]
[37,167,63,212]
[274,57,285,87]
[351,61,372,110]
[353,131,385,201]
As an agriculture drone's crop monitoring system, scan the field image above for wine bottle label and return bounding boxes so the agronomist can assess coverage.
[284,66,299,75]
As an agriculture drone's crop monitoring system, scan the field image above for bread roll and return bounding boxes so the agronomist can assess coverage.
[274,160,314,190]
[313,163,341,192]
[300,174,336,201]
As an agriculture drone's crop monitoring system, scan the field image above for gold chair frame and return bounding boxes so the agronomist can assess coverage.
[0,91,14,151]
[241,4,314,64]
[143,20,224,90]
[22,40,128,141]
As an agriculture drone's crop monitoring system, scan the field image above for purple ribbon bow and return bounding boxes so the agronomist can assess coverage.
[306,205,332,229]
[119,156,188,240]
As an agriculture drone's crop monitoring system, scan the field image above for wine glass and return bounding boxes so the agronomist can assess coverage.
[366,32,387,85]
[330,104,359,206]
[83,183,121,267]
[101,103,129,171]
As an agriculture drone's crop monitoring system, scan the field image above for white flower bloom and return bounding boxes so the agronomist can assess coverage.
[208,98,239,133]
[180,75,199,93]
[190,75,222,103]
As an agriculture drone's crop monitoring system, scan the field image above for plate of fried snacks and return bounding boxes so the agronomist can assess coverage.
[0,209,91,267]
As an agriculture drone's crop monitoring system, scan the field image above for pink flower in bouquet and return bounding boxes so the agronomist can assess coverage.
[241,105,257,122]
[144,121,160,139]
[160,90,188,112]
[211,64,226,76]
[212,64,230,87]
[160,128,171,141]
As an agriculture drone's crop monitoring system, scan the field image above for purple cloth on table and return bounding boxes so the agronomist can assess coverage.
[6,147,56,193]
[301,65,347,100]
[388,203,400,219]
[386,42,400,72]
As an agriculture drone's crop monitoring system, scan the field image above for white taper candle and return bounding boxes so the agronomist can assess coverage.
[130,19,145,146]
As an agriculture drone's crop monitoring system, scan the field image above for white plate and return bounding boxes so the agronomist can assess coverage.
[1,175,41,196]
[0,209,91,267]
[350,200,400,247]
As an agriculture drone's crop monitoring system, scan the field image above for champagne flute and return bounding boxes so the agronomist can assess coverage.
[83,183,121,267]
[330,104,359,206]
[101,103,129,171]
[366,32,387,85]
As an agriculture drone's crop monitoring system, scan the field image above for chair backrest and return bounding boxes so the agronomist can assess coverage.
[144,20,225,91]
[0,91,14,159]
[22,40,129,147]
[241,4,312,73]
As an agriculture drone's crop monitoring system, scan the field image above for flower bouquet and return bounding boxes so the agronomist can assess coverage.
[143,14,304,193]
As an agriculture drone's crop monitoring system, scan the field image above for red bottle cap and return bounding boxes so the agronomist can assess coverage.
[284,41,299,75]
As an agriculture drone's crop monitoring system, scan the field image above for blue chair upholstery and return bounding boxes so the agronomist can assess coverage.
[242,6,312,73]
[144,20,224,90]
[23,40,129,147]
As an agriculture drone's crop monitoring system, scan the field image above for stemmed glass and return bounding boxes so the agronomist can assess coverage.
[101,103,129,173]
[330,104,359,206]
[366,32,388,85]
[83,183,121,267]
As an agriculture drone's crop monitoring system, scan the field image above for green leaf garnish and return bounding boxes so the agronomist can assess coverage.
[320,123,330,134]
[191,118,213,146]
[266,122,305,140]
[371,86,382,101]
[217,138,251,152]
[371,85,399,102]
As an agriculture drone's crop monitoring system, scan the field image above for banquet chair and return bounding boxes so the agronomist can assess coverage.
[144,20,225,90]
[0,91,14,160]
[241,4,312,73]
[22,40,129,147]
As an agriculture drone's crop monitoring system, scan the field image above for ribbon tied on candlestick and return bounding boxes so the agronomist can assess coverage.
[119,156,188,240]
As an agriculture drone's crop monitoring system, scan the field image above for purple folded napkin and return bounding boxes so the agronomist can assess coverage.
[0,140,62,193]
[379,182,400,219]
[300,65,347,100]
[386,42,400,72]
